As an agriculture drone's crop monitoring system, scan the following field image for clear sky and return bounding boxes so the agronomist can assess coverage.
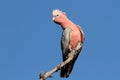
[0,0,120,80]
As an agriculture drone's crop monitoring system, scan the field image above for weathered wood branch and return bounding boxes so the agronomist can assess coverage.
[40,43,82,80]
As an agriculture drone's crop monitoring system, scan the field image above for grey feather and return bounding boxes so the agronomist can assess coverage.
[60,28,71,77]
[61,28,71,61]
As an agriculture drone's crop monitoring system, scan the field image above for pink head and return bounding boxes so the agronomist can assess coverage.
[52,9,68,24]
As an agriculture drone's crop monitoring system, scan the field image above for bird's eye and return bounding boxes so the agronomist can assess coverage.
[56,14,59,16]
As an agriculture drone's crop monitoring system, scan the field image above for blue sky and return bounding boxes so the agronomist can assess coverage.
[0,0,120,80]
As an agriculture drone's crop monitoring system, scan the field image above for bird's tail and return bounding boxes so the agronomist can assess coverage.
[60,60,75,78]
[60,47,82,78]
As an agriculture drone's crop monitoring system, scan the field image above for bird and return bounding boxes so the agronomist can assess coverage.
[52,9,85,78]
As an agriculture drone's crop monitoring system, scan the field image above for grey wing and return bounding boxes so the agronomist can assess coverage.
[61,28,71,61]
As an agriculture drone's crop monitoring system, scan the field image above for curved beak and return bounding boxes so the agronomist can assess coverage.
[52,17,55,21]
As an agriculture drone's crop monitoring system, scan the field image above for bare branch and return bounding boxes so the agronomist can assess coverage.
[40,43,82,80]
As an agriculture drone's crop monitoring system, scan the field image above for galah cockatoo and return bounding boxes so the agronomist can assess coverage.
[52,9,85,78]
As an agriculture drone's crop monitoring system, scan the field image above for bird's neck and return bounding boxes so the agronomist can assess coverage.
[60,20,77,30]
